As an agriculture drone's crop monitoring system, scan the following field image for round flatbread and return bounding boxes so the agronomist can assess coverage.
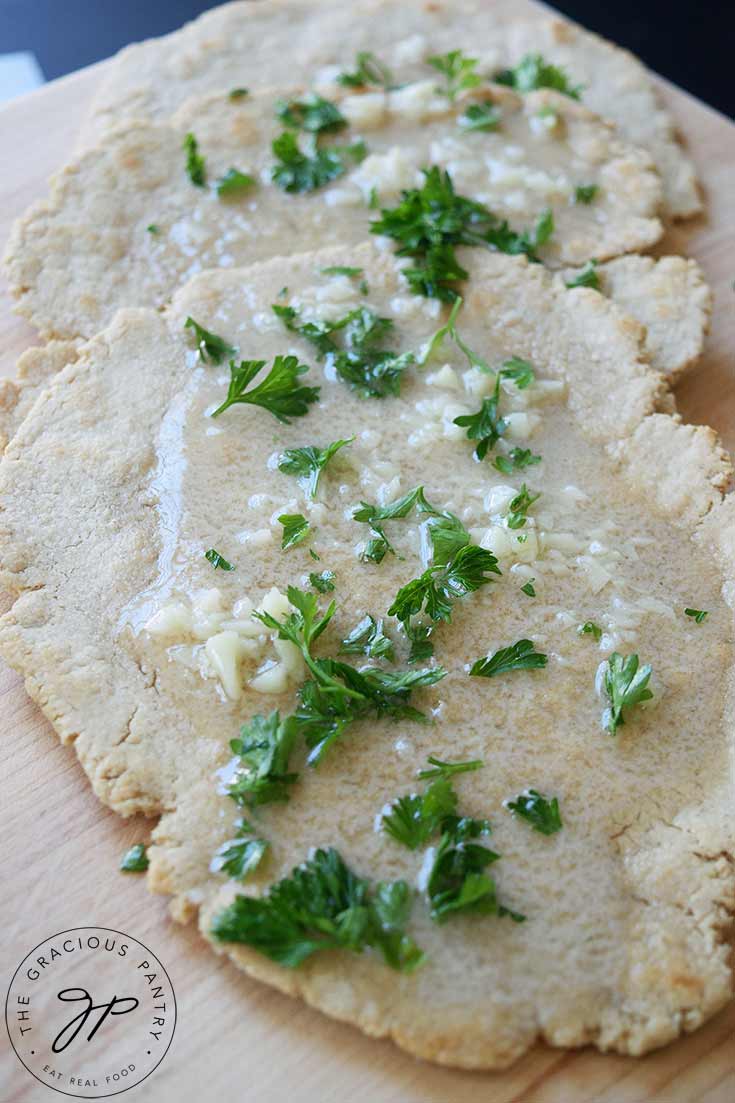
[5,81,662,340]
[0,244,732,1069]
[79,0,699,218]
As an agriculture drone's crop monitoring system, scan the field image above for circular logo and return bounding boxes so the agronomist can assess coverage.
[5,927,176,1098]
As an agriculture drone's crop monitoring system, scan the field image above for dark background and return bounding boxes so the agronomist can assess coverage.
[0,0,733,117]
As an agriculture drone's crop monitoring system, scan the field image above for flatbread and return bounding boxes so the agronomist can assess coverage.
[562,256,711,382]
[1,244,732,1069]
[0,341,78,452]
[79,0,700,218]
[596,256,711,381]
[4,80,663,341]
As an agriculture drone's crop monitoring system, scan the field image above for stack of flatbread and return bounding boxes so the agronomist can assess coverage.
[0,0,732,1071]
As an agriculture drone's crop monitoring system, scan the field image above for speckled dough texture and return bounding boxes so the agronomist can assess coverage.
[4,81,664,341]
[0,245,732,1069]
[79,0,700,218]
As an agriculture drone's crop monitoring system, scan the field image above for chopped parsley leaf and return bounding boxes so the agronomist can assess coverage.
[453,385,507,460]
[603,652,653,736]
[495,52,583,100]
[337,51,393,89]
[470,639,547,677]
[211,846,425,972]
[574,183,598,204]
[184,316,236,365]
[229,87,249,100]
[506,483,541,529]
[417,755,484,781]
[685,607,708,624]
[428,818,522,924]
[565,259,600,290]
[279,513,310,550]
[205,548,235,571]
[226,712,299,807]
[146,223,160,234]
[370,168,554,300]
[459,100,501,132]
[210,818,269,880]
[216,167,256,197]
[276,93,347,134]
[383,776,458,850]
[389,544,501,626]
[353,485,440,562]
[340,615,394,662]
[183,131,206,187]
[120,843,149,873]
[428,50,481,101]
[274,302,414,398]
[506,789,562,835]
[578,620,602,641]
[309,570,335,594]
[494,447,542,474]
[520,579,536,597]
[320,265,364,277]
[272,131,366,193]
[278,438,353,499]
[211,355,319,421]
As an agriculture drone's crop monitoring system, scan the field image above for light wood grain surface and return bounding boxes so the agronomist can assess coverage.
[1,11,734,1103]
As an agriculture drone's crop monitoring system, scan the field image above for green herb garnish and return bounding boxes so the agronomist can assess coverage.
[337,51,393,89]
[495,53,582,99]
[272,131,366,194]
[120,843,149,873]
[520,579,536,597]
[309,570,335,594]
[389,544,501,626]
[574,183,598,204]
[578,620,602,641]
[205,548,235,571]
[211,847,425,972]
[226,712,299,807]
[506,483,541,529]
[279,513,310,550]
[211,818,269,880]
[146,223,160,234]
[371,168,553,300]
[493,447,542,474]
[320,265,364,277]
[417,755,484,780]
[603,652,653,736]
[506,789,562,835]
[340,615,394,662]
[278,438,353,499]
[353,485,440,562]
[277,93,347,134]
[274,303,413,398]
[216,167,256,197]
[183,131,206,186]
[229,87,249,100]
[565,259,599,290]
[459,101,501,132]
[470,639,547,677]
[428,50,481,101]
[684,607,708,624]
[428,818,524,924]
[185,316,236,364]
[211,355,319,421]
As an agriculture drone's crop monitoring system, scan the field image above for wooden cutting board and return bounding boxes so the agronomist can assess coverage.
[1,8,734,1102]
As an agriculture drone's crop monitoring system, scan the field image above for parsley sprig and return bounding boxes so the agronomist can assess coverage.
[211,355,319,421]
[278,513,310,550]
[371,168,554,300]
[388,543,501,627]
[505,789,562,835]
[495,53,583,100]
[337,51,393,89]
[120,843,149,873]
[211,847,425,972]
[353,485,440,562]
[340,615,395,661]
[566,259,600,290]
[216,167,255,198]
[470,639,547,677]
[272,131,367,193]
[278,437,354,498]
[225,712,300,808]
[459,100,501,132]
[274,303,414,397]
[183,132,206,186]
[205,548,235,571]
[602,652,653,735]
[428,50,481,101]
